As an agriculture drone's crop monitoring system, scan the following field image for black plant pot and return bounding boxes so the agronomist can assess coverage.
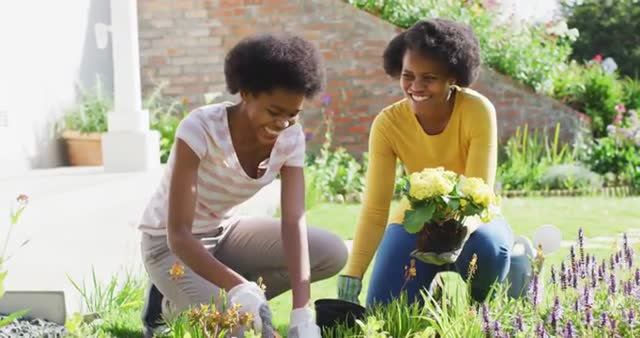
[314,298,366,331]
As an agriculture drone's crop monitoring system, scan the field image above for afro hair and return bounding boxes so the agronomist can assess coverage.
[224,33,325,99]
[383,18,481,87]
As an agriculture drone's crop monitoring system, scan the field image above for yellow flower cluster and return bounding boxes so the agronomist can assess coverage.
[459,177,493,208]
[408,167,456,200]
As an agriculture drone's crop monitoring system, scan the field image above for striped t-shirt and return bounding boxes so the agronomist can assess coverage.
[138,102,305,236]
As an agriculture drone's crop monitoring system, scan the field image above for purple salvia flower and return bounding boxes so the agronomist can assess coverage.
[570,245,577,274]
[573,299,580,314]
[536,322,547,338]
[629,309,636,327]
[625,280,632,296]
[610,317,617,333]
[624,233,629,256]
[550,266,557,284]
[635,268,640,286]
[583,284,593,307]
[561,262,568,289]
[579,228,585,266]
[591,264,597,288]
[531,273,541,307]
[628,247,634,269]
[572,271,578,289]
[610,255,616,271]
[585,307,593,327]
[563,319,575,338]
[550,296,562,332]
[515,314,525,332]
[600,312,609,328]
[609,272,617,294]
[482,304,491,337]
[493,319,503,337]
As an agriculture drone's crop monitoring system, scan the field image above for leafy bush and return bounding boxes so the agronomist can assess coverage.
[581,109,640,187]
[347,0,576,95]
[144,83,189,163]
[563,0,640,78]
[621,77,640,112]
[63,80,111,133]
[539,164,603,191]
[304,94,366,202]
[497,123,576,192]
[553,61,624,137]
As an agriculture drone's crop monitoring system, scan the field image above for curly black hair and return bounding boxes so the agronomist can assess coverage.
[224,33,325,99]
[383,18,481,87]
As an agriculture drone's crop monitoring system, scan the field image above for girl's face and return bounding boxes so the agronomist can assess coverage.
[242,88,304,145]
[400,49,456,113]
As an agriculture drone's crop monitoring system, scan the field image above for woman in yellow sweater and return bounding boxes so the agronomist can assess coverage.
[336,18,514,306]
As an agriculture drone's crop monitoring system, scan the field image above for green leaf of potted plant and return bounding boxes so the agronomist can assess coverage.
[61,81,112,166]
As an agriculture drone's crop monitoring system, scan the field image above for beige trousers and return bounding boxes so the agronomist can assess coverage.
[140,216,348,316]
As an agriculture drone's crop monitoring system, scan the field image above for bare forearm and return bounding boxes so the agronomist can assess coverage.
[282,221,311,309]
[169,233,246,291]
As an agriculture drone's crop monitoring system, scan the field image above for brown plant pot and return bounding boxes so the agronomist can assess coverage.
[416,219,468,253]
[62,130,103,166]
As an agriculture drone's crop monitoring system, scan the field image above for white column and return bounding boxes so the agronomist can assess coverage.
[101,0,160,172]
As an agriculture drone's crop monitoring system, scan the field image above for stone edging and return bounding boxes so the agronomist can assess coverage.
[501,186,635,198]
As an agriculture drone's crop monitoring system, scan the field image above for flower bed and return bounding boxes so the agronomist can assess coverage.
[324,228,640,337]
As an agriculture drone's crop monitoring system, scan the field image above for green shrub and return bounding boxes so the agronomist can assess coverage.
[563,0,640,78]
[538,164,603,190]
[621,76,640,111]
[347,0,576,95]
[497,123,575,192]
[63,80,111,133]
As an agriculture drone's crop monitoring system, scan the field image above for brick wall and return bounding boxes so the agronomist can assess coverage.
[138,0,581,155]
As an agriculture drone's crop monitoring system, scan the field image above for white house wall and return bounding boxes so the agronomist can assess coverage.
[0,1,114,178]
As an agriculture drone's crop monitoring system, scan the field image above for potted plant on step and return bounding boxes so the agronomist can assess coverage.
[61,81,111,166]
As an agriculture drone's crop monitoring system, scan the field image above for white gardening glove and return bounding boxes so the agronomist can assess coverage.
[287,307,321,338]
[227,282,276,337]
[410,247,463,265]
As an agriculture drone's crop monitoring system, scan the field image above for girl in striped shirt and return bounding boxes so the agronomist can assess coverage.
[138,34,347,338]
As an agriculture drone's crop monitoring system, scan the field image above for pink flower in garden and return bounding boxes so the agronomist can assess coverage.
[614,114,624,124]
[326,110,335,116]
[615,104,627,113]
[16,194,28,206]
[593,54,603,63]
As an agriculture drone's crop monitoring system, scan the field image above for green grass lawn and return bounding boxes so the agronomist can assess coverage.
[76,196,640,337]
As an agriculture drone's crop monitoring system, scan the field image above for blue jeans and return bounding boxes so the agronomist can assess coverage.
[366,217,514,306]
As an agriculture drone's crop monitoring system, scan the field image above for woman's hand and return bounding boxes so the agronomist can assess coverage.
[280,165,312,309]
[336,275,363,304]
[167,139,247,290]
[227,282,276,335]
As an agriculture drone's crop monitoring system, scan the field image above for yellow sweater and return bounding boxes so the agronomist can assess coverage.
[344,87,498,278]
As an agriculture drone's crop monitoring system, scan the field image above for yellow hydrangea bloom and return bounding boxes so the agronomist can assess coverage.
[460,177,492,208]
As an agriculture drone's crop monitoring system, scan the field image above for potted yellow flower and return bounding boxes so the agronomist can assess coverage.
[401,167,500,263]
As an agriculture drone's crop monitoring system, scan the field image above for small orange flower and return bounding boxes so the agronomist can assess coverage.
[169,261,185,280]
[468,253,478,280]
[404,258,417,281]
